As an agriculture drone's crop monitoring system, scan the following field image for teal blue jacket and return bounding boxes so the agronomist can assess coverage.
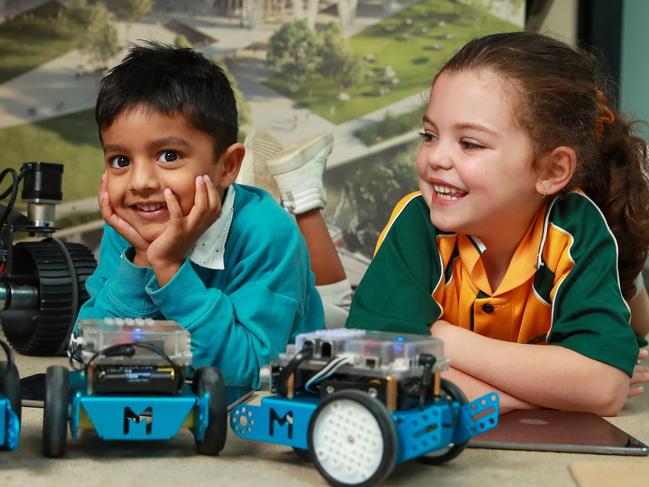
[76,184,324,387]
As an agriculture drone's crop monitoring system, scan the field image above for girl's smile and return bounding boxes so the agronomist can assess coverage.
[429,180,468,204]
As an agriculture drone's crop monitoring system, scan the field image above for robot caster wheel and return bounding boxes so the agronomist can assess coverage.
[308,390,397,486]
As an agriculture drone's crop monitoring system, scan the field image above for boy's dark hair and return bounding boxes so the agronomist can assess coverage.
[95,41,238,155]
[437,32,649,299]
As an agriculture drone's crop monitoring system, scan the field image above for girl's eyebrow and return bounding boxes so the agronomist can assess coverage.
[423,115,436,126]
[454,122,497,136]
[423,116,497,136]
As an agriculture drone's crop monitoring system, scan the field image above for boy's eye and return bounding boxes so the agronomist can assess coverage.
[110,155,130,168]
[158,151,180,163]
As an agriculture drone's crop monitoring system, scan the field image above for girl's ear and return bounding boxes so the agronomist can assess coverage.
[535,146,576,196]
[215,142,245,188]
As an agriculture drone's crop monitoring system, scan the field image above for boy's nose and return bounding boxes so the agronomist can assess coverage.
[129,162,159,192]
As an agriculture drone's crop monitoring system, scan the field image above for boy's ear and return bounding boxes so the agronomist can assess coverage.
[535,146,576,196]
[214,142,245,188]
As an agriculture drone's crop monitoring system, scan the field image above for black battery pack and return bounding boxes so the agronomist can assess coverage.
[92,366,182,395]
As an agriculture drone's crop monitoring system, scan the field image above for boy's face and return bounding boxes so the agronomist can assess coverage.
[101,105,232,243]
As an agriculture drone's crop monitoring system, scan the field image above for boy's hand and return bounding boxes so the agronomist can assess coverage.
[629,348,649,398]
[99,172,149,265]
[147,174,221,286]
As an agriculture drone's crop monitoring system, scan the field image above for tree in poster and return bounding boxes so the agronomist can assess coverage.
[113,0,154,25]
[113,0,154,39]
[316,22,364,90]
[268,21,364,93]
[340,149,418,256]
[267,20,319,92]
[72,1,120,69]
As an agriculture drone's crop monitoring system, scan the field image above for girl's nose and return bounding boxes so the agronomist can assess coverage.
[427,140,453,170]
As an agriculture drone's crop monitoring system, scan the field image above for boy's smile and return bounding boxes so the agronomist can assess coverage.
[101,105,225,242]
[131,200,168,221]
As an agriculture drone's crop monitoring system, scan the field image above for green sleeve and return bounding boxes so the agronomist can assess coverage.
[548,194,638,376]
[346,196,443,335]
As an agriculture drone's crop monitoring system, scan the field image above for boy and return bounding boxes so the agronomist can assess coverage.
[76,42,324,388]
[237,129,353,328]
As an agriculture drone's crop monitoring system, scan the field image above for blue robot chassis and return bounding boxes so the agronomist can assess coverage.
[0,339,20,451]
[231,329,500,486]
[42,319,227,457]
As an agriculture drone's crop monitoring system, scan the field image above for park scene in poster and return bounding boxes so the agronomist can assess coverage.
[0,0,523,283]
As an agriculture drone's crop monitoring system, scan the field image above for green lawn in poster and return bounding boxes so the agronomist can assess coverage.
[0,109,103,207]
[265,0,520,124]
[0,1,81,83]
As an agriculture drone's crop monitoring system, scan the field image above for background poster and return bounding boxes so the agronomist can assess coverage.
[0,0,523,284]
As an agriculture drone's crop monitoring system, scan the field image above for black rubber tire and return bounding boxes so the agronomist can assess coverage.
[292,446,312,461]
[308,389,397,487]
[1,240,96,356]
[42,365,69,458]
[418,378,469,465]
[0,340,21,423]
[192,367,227,455]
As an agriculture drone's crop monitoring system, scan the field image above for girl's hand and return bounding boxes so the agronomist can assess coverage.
[98,172,149,265]
[629,348,649,398]
[147,174,221,285]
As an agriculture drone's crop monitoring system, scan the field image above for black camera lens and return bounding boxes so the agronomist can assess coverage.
[21,162,63,202]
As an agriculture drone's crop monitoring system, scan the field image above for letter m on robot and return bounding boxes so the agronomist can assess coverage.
[269,408,294,440]
[123,406,153,436]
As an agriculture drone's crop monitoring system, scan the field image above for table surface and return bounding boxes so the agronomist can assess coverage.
[1,352,648,487]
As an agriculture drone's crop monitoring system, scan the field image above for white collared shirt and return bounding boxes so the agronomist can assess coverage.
[187,185,236,270]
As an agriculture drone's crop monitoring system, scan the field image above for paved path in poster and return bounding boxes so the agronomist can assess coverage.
[0,1,424,168]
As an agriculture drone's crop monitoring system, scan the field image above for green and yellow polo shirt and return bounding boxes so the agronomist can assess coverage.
[346,191,638,376]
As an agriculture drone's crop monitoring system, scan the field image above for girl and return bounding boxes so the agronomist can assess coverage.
[346,32,649,415]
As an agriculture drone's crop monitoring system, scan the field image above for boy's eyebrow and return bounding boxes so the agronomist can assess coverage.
[102,143,127,153]
[151,136,192,148]
[102,137,191,153]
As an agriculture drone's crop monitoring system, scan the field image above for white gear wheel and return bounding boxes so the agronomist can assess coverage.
[311,397,386,485]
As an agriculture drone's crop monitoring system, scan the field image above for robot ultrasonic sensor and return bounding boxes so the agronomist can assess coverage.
[0,338,20,451]
[42,318,227,458]
[230,329,499,486]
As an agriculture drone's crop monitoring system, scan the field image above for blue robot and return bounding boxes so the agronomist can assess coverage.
[42,318,227,458]
[0,339,20,451]
[231,329,499,486]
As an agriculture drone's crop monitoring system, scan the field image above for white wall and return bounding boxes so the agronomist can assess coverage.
[620,0,649,126]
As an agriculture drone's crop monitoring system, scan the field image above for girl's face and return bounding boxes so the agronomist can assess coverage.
[416,69,545,247]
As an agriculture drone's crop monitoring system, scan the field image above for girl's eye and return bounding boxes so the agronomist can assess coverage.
[418,131,438,143]
[461,140,484,150]
[158,151,180,163]
[110,155,130,169]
